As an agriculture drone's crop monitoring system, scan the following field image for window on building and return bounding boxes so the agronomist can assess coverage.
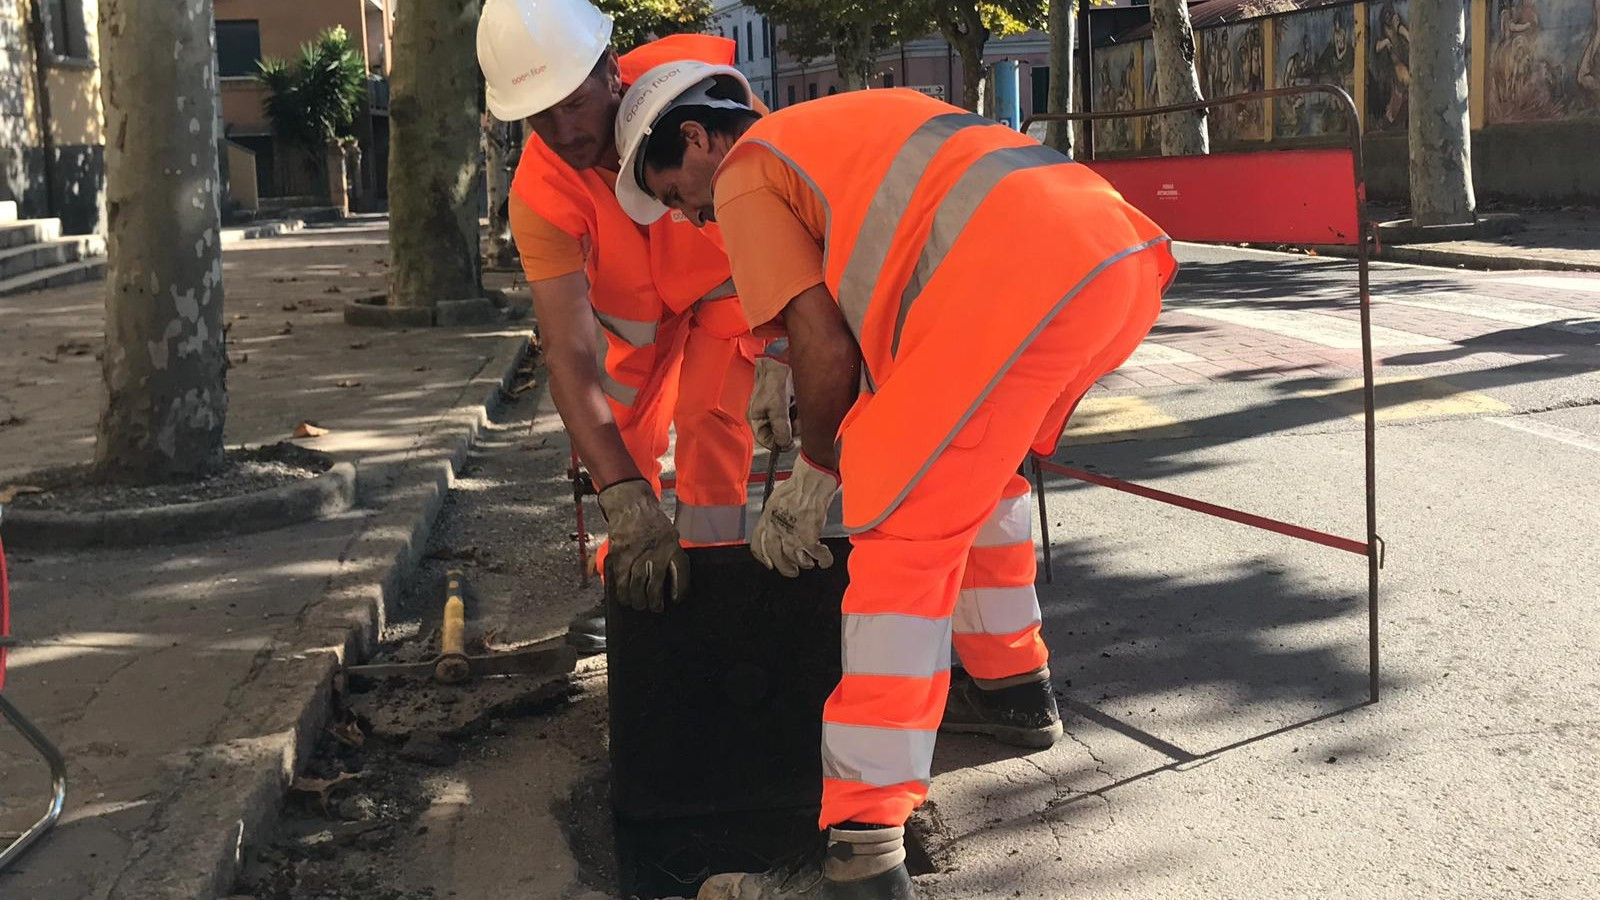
[764,89,771,107]
[216,20,263,77]
[733,29,741,63]
[44,0,91,62]
[1031,66,1050,120]
[763,18,771,57]
[747,22,755,58]
[808,83,818,100]
[884,72,895,89]
[787,84,797,107]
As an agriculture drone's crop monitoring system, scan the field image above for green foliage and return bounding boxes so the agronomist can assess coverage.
[598,0,714,52]
[754,0,919,86]
[256,26,368,156]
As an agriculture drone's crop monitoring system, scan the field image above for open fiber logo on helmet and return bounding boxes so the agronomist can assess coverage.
[510,64,548,87]
[622,64,689,128]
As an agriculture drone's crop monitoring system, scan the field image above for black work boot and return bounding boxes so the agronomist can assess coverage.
[940,666,1063,749]
[564,601,606,655]
[696,825,916,899]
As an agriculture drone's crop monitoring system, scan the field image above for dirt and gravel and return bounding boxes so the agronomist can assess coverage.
[234,364,626,900]
[7,442,332,511]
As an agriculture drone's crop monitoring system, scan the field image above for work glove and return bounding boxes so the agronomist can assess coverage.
[597,479,689,612]
[748,356,795,453]
[751,454,840,578]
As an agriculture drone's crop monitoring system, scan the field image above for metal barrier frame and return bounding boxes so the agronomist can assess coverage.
[0,520,70,872]
[1023,85,1383,703]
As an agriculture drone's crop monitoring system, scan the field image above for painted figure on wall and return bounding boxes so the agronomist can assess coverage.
[1200,23,1267,144]
[1488,0,1600,122]
[1368,0,1412,131]
[1141,41,1160,151]
[1093,44,1140,154]
[1276,6,1359,138]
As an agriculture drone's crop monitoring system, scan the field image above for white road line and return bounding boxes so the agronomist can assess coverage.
[1175,306,1449,349]
[1500,275,1600,294]
[1487,416,1600,453]
[1385,292,1600,335]
[1124,341,1205,366]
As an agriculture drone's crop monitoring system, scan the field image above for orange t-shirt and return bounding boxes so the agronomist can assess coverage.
[508,168,622,283]
[709,146,829,331]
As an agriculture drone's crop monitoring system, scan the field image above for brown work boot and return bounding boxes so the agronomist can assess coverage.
[940,666,1063,749]
[696,825,915,899]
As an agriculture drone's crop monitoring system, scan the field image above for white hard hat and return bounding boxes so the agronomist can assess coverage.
[615,61,754,224]
[477,0,614,122]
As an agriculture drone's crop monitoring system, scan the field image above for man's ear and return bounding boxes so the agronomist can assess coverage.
[603,50,622,96]
[682,120,710,152]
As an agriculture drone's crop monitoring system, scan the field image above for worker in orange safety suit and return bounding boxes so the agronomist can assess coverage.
[613,63,1176,899]
[477,0,792,646]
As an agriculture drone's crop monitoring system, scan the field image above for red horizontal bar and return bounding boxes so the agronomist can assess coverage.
[1034,459,1368,556]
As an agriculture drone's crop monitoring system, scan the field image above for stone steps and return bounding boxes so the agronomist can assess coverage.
[0,258,107,297]
[0,209,107,296]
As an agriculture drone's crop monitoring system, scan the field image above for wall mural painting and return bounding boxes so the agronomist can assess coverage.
[1488,0,1600,122]
[1140,40,1161,151]
[1200,22,1268,144]
[1367,0,1413,132]
[1274,5,1359,138]
[1092,42,1140,154]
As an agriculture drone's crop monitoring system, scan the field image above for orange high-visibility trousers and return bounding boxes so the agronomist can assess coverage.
[819,244,1166,829]
[598,305,759,574]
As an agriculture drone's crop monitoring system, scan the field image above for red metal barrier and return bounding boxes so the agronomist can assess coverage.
[1024,85,1382,704]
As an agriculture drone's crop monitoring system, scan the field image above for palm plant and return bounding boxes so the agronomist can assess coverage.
[255,26,368,199]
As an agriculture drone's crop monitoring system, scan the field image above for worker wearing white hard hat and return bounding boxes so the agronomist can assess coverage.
[476,0,792,636]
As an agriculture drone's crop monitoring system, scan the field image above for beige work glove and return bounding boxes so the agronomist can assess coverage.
[597,479,689,612]
[748,357,795,453]
[751,454,840,578]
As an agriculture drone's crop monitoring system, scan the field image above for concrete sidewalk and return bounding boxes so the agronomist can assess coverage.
[0,220,532,898]
[1314,206,1600,272]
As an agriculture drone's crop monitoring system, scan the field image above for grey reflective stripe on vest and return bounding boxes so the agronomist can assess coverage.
[592,320,639,406]
[974,492,1034,548]
[953,585,1042,636]
[843,235,1172,536]
[594,309,658,348]
[893,144,1067,356]
[675,501,748,544]
[822,723,937,787]
[834,113,990,341]
[841,613,953,678]
[697,278,737,303]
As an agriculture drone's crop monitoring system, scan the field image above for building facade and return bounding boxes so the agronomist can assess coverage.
[1,0,105,236]
[213,0,394,210]
[709,0,777,110]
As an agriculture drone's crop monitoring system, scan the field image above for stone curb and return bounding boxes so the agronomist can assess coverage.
[219,219,307,246]
[102,331,534,900]
[1,461,357,550]
[342,297,501,328]
[1310,243,1600,273]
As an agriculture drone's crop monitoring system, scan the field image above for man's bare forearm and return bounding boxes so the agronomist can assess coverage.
[530,272,643,489]
[782,284,861,472]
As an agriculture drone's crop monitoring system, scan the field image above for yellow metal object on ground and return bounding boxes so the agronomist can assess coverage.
[434,569,470,683]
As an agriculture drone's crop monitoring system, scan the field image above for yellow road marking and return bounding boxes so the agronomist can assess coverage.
[1063,395,1193,444]
[1296,376,1509,422]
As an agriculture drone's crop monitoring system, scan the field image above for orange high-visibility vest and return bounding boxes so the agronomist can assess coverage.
[510,35,743,409]
[719,90,1174,532]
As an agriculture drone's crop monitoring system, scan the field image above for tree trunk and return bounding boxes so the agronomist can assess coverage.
[1149,0,1208,155]
[388,0,483,307]
[1408,0,1475,226]
[93,0,228,484]
[947,26,987,112]
[835,20,873,91]
[1045,0,1075,155]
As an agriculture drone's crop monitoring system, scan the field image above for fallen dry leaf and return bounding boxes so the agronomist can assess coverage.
[0,414,22,427]
[292,422,331,438]
[0,485,45,504]
[282,303,299,311]
[348,341,370,350]
[509,379,538,396]
[335,379,362,388]
[278,322,294,336]
[413,365,431,372]
[290,771,364,812]
[325,286,343,294]
[327,719,365,748]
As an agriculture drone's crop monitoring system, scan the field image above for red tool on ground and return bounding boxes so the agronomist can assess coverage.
[0,511,70,871]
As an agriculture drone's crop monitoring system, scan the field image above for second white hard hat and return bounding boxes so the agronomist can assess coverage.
[477,0,614,122]
[614,61,755,224]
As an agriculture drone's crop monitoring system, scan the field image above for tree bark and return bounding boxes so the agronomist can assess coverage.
[1045,0,1075,155]
[941,6,989,112]
[835,20,873,91]
[388,0,483,307]
[1408,0,1475,226]
[484,116,516,267]
[1148,0,1208,156]
[93,0,228,484]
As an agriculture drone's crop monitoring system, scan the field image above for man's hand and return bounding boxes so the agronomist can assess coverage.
[748,357,795,452]
[597,480,689,612]
[751,454,839,578]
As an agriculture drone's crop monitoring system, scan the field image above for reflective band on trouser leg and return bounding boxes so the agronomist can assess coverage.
[670,315,757,546]
[953,476,1047,680]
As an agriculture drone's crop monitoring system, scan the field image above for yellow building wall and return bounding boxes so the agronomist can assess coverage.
[1469,0,1487,129]
[4,0,44,148]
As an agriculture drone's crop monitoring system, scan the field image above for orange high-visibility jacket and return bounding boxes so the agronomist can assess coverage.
[719,89,1175,532]
[510,34,744,409]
